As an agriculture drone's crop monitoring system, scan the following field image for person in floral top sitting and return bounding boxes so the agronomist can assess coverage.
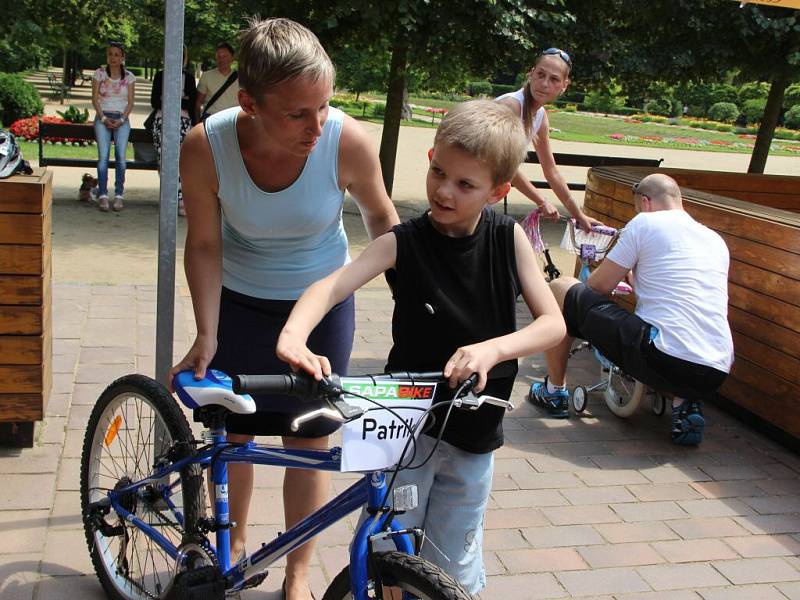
[91,41,135,212]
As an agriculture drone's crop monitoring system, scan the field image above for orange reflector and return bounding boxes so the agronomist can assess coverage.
[104,415,122,447]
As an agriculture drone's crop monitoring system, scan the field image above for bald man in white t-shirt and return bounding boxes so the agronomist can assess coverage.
[529,174,733,446]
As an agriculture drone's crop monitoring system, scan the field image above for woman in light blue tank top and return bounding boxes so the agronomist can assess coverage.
[169,18,399,600]
[496,48,602,232]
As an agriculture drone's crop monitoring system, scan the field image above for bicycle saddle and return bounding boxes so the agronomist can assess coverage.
[173,369,257,414]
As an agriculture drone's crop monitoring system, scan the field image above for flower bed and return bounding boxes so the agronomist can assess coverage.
[605,132,800,153]
[10,115,94,145]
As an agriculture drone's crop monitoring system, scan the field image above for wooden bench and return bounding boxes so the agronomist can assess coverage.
[38,122,158,171]
[503,151,664,214]
[46,73,70,104]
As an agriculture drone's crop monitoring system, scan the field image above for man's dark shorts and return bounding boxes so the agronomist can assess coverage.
[563,283,727,400]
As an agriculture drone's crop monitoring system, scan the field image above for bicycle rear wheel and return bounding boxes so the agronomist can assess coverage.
[80,374,206,600]
[603,367,646,418]
[323,551,474,600]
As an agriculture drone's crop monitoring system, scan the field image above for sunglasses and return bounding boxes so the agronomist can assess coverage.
[541,47,572,70]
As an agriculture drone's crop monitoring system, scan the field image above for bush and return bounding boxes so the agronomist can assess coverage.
[467,81,492,97]
[126,66,145,78]
[369,102,386,117]
[738,82,769,105]
[742,98,767,124]
[644,98,672,116]
[583,84,627,114]
[784,105,800,130]
[563,103,578,112]
[490,83,517,97]
[0,72,43,126]
[785,84,800,112]
[707,102,740,123]
[56,105,89,123]
[715,123,733,132]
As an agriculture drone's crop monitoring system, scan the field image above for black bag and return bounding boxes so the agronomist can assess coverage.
[143,109,156,131]
[200,71,238,122]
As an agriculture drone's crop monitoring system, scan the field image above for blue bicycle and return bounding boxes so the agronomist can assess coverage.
[80,369,505,599]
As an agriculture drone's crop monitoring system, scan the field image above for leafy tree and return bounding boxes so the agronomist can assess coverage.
[613,0,800,173]
[331,45,389,100]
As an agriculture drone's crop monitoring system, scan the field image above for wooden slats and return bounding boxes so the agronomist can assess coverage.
[0,168,51,433]
[585,166,800,440]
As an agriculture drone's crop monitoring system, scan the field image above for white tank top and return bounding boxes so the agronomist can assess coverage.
[204,106,349,300]
[496,88,545,142]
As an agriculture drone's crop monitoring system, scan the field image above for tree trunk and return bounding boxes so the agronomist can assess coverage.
[748,67,789,174]
[401,86,413,121]
[378,35,409,197]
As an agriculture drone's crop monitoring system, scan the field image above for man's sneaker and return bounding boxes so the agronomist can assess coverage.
[113,195,124,211]
[98,195,109,212]
[528,377,569,418]
[672,399,705,446]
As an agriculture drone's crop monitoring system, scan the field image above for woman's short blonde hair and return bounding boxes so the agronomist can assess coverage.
[434,100,527,184]
[238,17,335,100]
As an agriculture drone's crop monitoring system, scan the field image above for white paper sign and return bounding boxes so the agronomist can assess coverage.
[340,379,436,472]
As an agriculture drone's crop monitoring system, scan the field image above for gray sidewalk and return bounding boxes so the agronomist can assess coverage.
[2,279,800,599]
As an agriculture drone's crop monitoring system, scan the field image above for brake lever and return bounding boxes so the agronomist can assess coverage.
[290,408,345,433]
[453,390,515,412]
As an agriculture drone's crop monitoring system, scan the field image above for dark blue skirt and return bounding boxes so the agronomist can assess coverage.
[209,287,355,437]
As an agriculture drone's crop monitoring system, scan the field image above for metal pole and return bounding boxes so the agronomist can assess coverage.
[155,0,185,385]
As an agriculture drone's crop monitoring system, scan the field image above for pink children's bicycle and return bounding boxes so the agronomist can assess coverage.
[523,209,667,417]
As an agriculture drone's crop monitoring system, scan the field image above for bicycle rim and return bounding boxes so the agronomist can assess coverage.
[604,368,646,418]
[81,375,202,600]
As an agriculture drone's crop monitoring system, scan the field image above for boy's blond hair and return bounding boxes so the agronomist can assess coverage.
[238,17,335,100]
[434,100,527,185]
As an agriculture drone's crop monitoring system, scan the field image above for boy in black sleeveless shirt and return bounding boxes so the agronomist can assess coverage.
[277,100,566,593]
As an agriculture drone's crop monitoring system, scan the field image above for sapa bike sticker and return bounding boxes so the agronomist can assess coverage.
[339,380,436,472]
[104,415,122,448]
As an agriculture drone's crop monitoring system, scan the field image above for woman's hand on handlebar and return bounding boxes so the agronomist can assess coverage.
[276,331,331,381]
[576,211,605,233]
[538,200,560,222]
[443,342,499,394]
[168,334,217,392]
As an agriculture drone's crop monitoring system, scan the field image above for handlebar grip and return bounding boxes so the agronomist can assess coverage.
[232,374,295,395]
[591,224,618,236]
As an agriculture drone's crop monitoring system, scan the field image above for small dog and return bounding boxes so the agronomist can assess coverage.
[79,173,98,202]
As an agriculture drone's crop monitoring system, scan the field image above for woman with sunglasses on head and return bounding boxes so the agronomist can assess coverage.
[92,41,135,212]
[497,48,602,232]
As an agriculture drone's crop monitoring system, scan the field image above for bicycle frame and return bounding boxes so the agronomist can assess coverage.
[97,437,414,599]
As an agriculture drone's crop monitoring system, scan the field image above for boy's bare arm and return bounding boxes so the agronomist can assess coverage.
[277,233,398,379]
[444,224,566,392]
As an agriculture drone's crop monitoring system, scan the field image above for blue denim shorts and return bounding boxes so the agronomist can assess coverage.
[362,434,494,594]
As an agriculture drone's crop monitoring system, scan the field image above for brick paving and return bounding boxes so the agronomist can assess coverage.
[1,278,799,599]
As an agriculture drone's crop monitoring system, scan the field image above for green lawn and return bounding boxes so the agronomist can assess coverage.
[547,112,799,156]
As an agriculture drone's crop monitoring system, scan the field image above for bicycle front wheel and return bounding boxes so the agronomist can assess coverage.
[80,374,206,600]
[323,551,475,600]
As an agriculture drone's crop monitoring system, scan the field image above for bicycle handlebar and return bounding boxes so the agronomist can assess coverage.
[231,371,511,432]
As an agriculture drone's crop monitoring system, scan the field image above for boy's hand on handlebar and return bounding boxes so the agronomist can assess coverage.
[276,332,331,381]
[443,342,499,394]
[168,334,217,392]
[576,211,604,233]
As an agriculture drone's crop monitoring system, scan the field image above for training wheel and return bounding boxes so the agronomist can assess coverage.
[571,386,588,413]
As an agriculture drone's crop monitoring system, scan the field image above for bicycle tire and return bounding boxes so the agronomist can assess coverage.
[322,551,475,600]
[603,371,646,418]
[80,374,206,600]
